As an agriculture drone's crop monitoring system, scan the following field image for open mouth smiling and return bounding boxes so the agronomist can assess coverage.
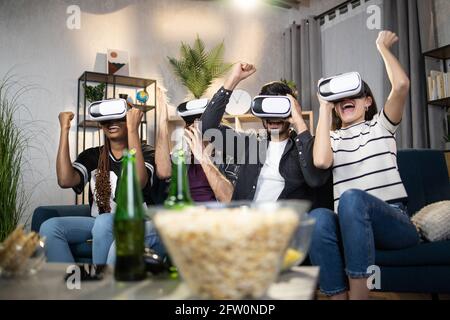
[340,101,356,114]
[107,124,121,133]
[266,119,285,129]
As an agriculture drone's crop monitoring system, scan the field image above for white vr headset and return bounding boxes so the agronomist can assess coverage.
[318,72,365,102]
[177,98,209,123]
[251,96,291,119]
[88,99,128,122]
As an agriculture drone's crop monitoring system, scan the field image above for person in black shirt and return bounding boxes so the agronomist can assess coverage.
[40,103,166,264]
[199,62,332,208]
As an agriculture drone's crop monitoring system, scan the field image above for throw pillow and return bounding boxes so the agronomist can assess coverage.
[411,201,450,242]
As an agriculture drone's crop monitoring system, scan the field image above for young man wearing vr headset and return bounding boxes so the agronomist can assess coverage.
[40,95,167,264]
[155,92,239,203]
[199,62,331,206]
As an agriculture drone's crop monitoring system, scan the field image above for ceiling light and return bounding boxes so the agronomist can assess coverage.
[232,0,259,11]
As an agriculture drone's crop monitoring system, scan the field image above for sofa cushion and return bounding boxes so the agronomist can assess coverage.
[32,205,91,232]
[376,240,450,266]
[397,150,450,216]
[412,201,450,242]
[378,265,450,293]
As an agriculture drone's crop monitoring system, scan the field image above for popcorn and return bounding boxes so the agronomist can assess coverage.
[154,207,299,299]
[0,225,43,276]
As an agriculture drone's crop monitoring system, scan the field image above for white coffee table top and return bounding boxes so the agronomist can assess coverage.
[0,264,318,300]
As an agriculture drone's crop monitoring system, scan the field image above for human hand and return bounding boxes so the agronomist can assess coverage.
[184,123,209,164]
[376,30,399,51]
[317,93,336,113]
[58,112,74,131]
[287,95,308,133]
[126,107,144,133]
[287,94,303,123]
[224,62,257,90]
[157,87,168,122]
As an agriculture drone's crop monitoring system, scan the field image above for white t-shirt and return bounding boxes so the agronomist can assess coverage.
[253,140,288,202]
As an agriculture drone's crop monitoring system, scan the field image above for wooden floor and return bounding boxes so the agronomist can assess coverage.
[316,291,450,300]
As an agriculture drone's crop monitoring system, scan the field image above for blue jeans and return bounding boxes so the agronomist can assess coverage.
[40,214,166,265]
[39,213,115,264]
[309,189,420,296]
[106,220,166,265]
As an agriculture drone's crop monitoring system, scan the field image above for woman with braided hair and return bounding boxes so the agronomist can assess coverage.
[40,106,166,264]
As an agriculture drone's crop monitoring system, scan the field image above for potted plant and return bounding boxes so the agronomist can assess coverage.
[281,78,299,97]
[0,77,29,242]
[167,35,232,100]
[83,82,106,103]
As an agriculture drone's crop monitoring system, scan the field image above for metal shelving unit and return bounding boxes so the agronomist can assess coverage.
[76,71,157,204]
[424,44,450,107]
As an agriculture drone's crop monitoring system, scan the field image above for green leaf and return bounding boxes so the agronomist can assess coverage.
[167,36,232,98]
[0,76,29,241]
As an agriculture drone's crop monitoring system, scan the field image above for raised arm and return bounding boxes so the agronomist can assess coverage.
[288,95,331,186]
[200,152,234,203]
[56,112,81,188]
[154,88,172,179]
[376,30,410,124]
[200,62,256,134]
[313,95,335,170]
[126,108,149,188]
[184,126,234,203]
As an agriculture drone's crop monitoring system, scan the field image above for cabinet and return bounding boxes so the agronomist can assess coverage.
[76,71,157,204]
[423,44,450,107]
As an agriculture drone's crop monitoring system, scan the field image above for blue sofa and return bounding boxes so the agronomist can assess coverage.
[375,149,450,294]
[31,204,92,263]
[32,150,450,293]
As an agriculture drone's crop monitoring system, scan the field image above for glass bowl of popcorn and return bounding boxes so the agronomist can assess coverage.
[281,214,316,271]
[149,200,311,299]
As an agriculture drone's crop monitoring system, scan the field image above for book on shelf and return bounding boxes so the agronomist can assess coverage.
[438,73,445,99]
[427,70,450,102]
[445,73,449,98]
[427,76,433,101]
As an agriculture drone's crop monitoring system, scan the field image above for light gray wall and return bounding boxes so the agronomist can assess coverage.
[0,0,297,223]
[418,0,450,51]
[0,0,349,224]
[432,0,450,49]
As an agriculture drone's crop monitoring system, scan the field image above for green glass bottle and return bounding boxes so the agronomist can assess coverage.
[164,148,194,210]
[114,149,146,281]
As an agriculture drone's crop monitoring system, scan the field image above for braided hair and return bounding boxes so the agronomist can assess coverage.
[94,137,112,213]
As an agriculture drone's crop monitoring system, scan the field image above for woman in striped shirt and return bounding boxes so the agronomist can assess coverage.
[310,30,420,300]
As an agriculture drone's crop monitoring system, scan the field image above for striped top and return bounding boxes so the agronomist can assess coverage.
[330,110,407,212]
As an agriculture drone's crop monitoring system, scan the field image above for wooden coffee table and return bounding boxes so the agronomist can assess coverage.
[0,263,319,300]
